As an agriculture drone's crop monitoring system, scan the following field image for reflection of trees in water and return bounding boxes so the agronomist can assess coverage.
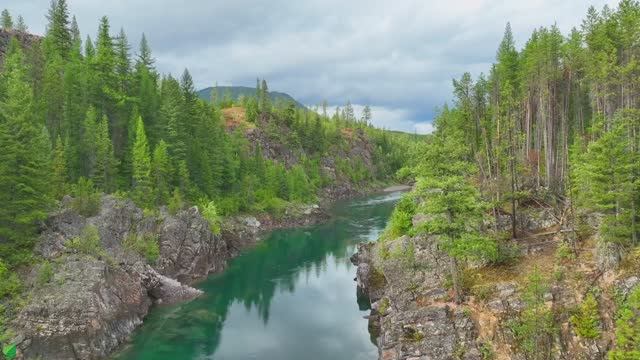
[116,196,398,360]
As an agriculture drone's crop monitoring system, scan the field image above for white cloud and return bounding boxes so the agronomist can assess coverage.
[414,122,435,135]
[3,0,620,133]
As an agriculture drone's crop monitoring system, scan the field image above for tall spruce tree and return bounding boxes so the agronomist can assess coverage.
[0,41,52,262]
[131,116,152,207]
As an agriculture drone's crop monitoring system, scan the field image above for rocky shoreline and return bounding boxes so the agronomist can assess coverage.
[7,182,404,359]
[6,195,330,359]
[351,204,640,360]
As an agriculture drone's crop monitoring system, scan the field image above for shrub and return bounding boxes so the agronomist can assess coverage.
[65,225,105,258]
[71,178,101,217]
[0,261,20,299]
[479,342,495,360]
[555,242,575,261]
[506,270,556,359]
[378,298,390,315]
[570,292,601,340]
[167,188,184,215]
[384,194,416,239]
[123,233,160,264]
[36,261,54,286]
[609,286,640,359]
[200,200,221,234]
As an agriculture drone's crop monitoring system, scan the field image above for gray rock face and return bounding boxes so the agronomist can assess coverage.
[14,196,232,360]
[354,235,480,360]
[15,256,150,360]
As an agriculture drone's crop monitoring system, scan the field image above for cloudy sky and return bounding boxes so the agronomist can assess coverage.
[5,0,619,133]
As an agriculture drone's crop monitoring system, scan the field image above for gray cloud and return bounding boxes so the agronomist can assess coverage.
[3,0,619,133]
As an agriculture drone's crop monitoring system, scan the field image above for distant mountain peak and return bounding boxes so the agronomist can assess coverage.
[197,86,306,108]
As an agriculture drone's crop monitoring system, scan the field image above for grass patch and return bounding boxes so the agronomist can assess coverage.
[65,225,107,259]
[36,260,54,287]
[123,233,160,264]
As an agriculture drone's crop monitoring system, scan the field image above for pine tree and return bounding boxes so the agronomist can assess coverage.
[94,115,118,192]
[1,9,13,30]
[80,107,98,178]
[44,0,72,59]
[131,116,152,207]
[15,15,26,32]
[570,292,601,340]
[51,136,68,199]
[414,113,497,303]
[0,42,52,262]
[610,287,640,359]
[362,105,372,125]
[151,140,172,205]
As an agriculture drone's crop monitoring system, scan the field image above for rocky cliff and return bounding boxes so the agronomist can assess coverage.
[353,204,640,360]
[9,196,255,359]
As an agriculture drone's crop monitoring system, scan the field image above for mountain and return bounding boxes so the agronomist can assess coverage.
[197,86,306,108]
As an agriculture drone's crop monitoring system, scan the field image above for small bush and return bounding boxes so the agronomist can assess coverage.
[378,298,390,315]
[609,286,640,359]
[479,342,495,360]
[0,261,20,299]
[37,261,54,286]
[65,225,105,258]
[167,188,184,215]
[71,178,102,217]
[200,200,221,234]
[555,242,575,261]
[570,292,601,340]
[123,233,160,264]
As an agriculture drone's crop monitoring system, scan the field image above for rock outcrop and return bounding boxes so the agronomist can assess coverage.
[12,196,231,359]
[354,234,481,360]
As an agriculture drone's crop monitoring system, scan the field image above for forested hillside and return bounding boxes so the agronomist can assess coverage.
[0,1,411,344]
[361,1,640,359]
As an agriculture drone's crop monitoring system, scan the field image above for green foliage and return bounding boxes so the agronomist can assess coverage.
[571,292,601,340]
[36,261,54,287]
[479,342,495,360]
[555,242,576,262]
[71,177,102,217]
[609,286,640,359]
[123,233,160,264]
[384,194,416,239]
[65,225,106,258]
[0,261,20,300]
[1,9,13,30]
[507,270,556,360]
[167,188,184,215]
[132,116,152,207]
[200,200,220,234]
[0,42,53,265]
[378,297,390,315]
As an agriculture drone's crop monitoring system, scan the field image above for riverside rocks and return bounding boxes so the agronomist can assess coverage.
[13,196,233,359]
[354,234,481,360]
[11,194,333,359]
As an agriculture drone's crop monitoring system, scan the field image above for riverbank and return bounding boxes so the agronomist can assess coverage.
[5,182,408,359]
[114,189,403,360]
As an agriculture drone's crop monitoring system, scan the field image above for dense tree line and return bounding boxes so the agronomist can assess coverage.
[393,0,640,356]
[0,2,408,266]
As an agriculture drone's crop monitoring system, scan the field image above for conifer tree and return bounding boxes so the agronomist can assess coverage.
[131,116,152,207]
[16,15,26,32]
[1,9,13,30]
[94,115,118,192]
[51,136,68,199]
[0,42,52,262]
[151,140,172,205]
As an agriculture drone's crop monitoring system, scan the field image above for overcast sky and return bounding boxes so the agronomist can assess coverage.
[5,0,619,133]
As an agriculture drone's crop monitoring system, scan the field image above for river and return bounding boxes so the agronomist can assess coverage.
[114,191,403,360]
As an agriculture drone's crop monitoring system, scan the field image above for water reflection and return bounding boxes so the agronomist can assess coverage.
[115,192,400,360]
